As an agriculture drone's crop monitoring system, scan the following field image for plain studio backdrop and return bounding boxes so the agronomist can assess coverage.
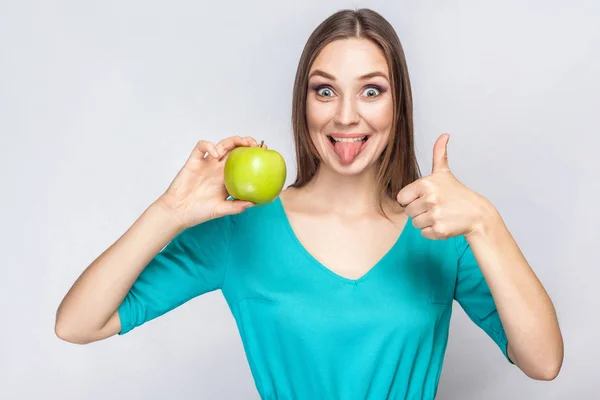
[1,0,599,398]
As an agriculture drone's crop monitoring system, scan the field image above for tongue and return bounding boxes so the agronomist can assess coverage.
[333,140,363,165]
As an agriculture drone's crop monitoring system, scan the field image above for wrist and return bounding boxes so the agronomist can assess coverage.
[466,197,503,240]
[150,197,189,233]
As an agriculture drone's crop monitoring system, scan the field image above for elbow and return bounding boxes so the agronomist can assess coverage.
[54,317,95,345]
[537,342,564,381]
[530,362,562,381]
[55,323,90,344]
[541,354,564,381]
[513,334,564,381]
[524,352,564,381]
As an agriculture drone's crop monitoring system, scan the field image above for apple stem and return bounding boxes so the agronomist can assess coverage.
[259,140,264,148]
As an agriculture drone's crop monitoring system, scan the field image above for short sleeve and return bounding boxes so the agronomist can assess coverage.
[453,235,513,364]
[117,214,236,335]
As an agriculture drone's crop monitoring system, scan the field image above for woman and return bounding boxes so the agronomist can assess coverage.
[55,8,563,399]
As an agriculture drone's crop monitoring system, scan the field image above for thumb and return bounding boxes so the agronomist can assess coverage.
[432,133,450,174]
[217,199,255,216]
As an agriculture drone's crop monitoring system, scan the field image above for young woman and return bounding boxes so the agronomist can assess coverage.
[55,8,563,399]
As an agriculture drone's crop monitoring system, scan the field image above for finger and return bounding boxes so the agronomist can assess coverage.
[411,212,434,230]
[192,140,219,159]
[216,199,255,216]
[397,180,425,208]
[216,136,251,157]
[403,197,429,219]
[419,224,451,241]
[419,226,438,240]
[432,133,450,174]
[242,136,258,147]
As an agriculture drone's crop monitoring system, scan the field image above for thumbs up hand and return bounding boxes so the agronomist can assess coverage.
[396,133,494,240]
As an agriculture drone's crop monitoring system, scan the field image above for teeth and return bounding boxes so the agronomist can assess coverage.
[331,136,365,142]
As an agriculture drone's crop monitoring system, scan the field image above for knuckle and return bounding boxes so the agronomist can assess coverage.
[421,177,434,189]
[197,140,214,152]
[425,194,439,206]
[430,206,441,221]
[433,224,448,239]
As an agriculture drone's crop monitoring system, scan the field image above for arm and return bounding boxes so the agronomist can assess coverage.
[55,136,256,344]
[465,202,564,380]
[55,200,184,344]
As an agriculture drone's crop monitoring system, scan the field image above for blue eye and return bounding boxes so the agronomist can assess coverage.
[311,84,384,99]
[316,86,334,97]
[363,86,382,97]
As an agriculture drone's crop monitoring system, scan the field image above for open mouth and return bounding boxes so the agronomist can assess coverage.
[327,135,369,145]
[326,134,370,165]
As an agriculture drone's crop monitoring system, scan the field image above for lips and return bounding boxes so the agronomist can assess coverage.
[326,133,369,146]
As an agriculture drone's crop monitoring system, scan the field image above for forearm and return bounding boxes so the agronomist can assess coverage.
[55,199,184,342]
[465,202,564,380]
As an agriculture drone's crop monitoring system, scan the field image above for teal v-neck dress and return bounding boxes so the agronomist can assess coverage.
[118,196,512,399]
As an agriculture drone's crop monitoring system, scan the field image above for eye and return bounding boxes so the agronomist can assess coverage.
[315,86,335,98]
[362,86,383,98]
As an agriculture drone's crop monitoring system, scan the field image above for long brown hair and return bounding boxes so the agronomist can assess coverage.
[289,8,422,213]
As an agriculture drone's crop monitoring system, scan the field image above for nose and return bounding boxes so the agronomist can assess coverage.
[333,96,360,126]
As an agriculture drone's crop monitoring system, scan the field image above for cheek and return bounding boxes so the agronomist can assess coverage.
[361,100,393,130]
[306,101,333,131]
[306,102,328,152]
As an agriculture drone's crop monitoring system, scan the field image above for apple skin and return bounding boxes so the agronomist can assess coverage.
[224,145,287,205]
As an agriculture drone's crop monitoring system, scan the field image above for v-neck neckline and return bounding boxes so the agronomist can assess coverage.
[274,195,411,285]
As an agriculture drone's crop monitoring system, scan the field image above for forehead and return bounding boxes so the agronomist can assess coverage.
[310,38,389,79]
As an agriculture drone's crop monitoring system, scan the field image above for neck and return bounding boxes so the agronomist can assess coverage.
[300,163,384,214]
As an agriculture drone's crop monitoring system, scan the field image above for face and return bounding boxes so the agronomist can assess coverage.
[306,38,394,176]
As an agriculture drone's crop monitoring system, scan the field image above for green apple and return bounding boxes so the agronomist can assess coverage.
[224,141,287,205]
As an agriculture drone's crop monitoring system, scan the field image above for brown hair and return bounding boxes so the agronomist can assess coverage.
[289,8,422,213]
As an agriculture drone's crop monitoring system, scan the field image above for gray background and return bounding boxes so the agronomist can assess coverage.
[1,0,598,398]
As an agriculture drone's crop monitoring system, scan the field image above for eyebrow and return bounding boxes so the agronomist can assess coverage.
[308,69,389,81]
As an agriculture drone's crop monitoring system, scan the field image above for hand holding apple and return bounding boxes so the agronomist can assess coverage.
[396,133,494,240]
[158,135,260,229]
[224,140,287,205]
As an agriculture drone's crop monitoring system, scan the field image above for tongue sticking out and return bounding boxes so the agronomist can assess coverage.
[333,140,364,165]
